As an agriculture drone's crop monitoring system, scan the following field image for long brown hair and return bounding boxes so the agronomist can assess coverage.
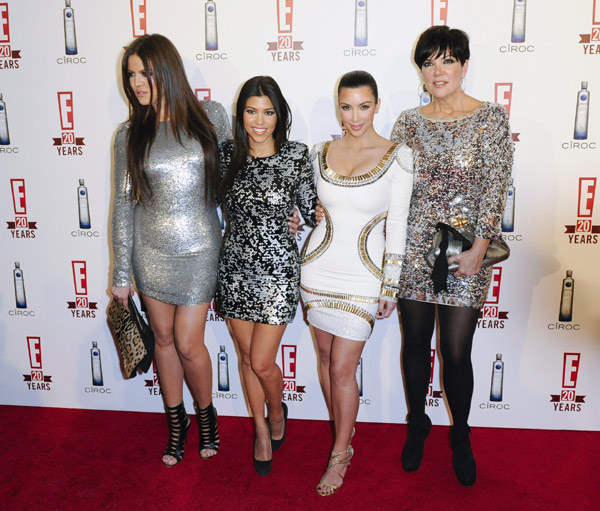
[219,76,291,199]
[121,34,219,204]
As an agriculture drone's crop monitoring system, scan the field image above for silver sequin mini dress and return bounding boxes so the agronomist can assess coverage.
[216,141,317,325]
[391,102,513,308]
[111,101,231,306]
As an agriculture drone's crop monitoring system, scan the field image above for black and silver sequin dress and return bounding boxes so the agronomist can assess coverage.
[216,140,317,325]
[391,102,513,308]
[111,101,231,305]
[300,142,414,341]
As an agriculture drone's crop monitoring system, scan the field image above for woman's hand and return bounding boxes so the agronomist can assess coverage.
[315,200,325,225]
[288,207,300,235]
[111,285,135,307]
[376,298,396,319]
[448,237,490,277]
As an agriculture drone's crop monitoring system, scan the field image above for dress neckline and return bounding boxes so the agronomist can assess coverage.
[319,141,398,187]
[322,141,397,180]
[416,101,488,122]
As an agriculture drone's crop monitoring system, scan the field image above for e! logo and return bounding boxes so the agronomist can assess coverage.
[562,353,580,388]
[431,0,448,26]
[495,83,513,118]
[130,0,146,38]
[71,260,88,296]
[277,0,293,33]
[577,177,597,218]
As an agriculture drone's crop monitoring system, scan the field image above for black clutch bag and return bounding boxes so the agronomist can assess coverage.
[107,296,155,378]
[426,221,510,293]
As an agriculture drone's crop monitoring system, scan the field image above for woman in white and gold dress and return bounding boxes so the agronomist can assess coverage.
[300,71,413,496]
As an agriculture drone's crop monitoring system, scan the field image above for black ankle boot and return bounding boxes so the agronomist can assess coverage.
[401,414,432,472]
[450,425,476,486]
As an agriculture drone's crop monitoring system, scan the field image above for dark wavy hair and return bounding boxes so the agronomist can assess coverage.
[337,70,378,101]
[220,76,291,196]
[121,34,219,205]
[414,26,470,69]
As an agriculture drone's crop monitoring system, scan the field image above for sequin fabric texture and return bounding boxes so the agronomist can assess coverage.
[300,142,414,341]
[216,141,317,325]
[391,102,513,308]
[111,101,231,305]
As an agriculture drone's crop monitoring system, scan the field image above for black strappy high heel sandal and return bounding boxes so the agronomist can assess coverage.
[162,401,191,467]
[195,401,220,459]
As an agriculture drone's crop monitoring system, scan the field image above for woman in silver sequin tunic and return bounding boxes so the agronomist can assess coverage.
[390,27,513,486]
[216,76,317,476]
[110,35,230,466]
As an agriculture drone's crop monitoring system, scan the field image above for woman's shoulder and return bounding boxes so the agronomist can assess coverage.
[281,140,310,157]
[481,101,510,121]
[309,140,328,159]
[396,107,420,123]
[202,100,231,140]
[391,143,414,174]
[113,121,129,145]
[201,100,226,118]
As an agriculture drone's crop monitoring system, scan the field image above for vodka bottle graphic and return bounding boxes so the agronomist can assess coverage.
[573,82,590,140]
[77,179,91,229]
[502,179,515,232]
[90,341,104,386]
[489,354,504,402]
[63,0,78,55]
[356,357,363,397]
[205,1,218,51]
[13,262,27,309]
[510,0,526,43]
[558,270,574,322]
[217,345,229,391]
[354,0,368,47]
[0,93,10,145]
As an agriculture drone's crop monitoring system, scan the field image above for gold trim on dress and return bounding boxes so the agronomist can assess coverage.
[300,208,333,264]
[300,284,379,304]
[305,300,375,329]
[358,212,386,280]
[384,258,402,266]
[319,141,398,187]
[381,288,399,299]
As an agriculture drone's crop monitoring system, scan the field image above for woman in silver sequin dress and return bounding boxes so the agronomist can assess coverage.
[301,71,414,496]
[216,76,317,476]
[110,34,230,466]
[391,26,513,486]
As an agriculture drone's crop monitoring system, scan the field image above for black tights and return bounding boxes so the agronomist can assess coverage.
[398,299,479,429]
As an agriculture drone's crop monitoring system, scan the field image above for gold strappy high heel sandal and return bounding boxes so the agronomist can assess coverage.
[316,445,354,496]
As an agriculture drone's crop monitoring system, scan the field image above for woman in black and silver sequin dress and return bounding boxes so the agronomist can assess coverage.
[216,76,317,476]
[391,27,513,486]
[110,35,229,466]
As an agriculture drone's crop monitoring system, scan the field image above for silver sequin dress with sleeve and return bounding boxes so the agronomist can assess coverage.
[390,102,513,308]
[216,141,318,325]
[111,101,231,305]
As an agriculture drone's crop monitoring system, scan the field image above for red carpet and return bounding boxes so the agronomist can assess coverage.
[0,405,597,511]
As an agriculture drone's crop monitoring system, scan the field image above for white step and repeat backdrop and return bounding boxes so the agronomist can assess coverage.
[1,0,599,431]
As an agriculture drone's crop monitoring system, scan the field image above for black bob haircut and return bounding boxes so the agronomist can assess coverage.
[414,26,470,69]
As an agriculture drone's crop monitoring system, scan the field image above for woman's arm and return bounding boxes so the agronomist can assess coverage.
[111,124,136,304]
[380,145,414,304]
[474,105,514,239]
[295,144,318,228]
[450,105,513,277]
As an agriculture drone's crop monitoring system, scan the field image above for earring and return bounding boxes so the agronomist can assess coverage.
[419,84,431,106]
[460,78,465,91]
